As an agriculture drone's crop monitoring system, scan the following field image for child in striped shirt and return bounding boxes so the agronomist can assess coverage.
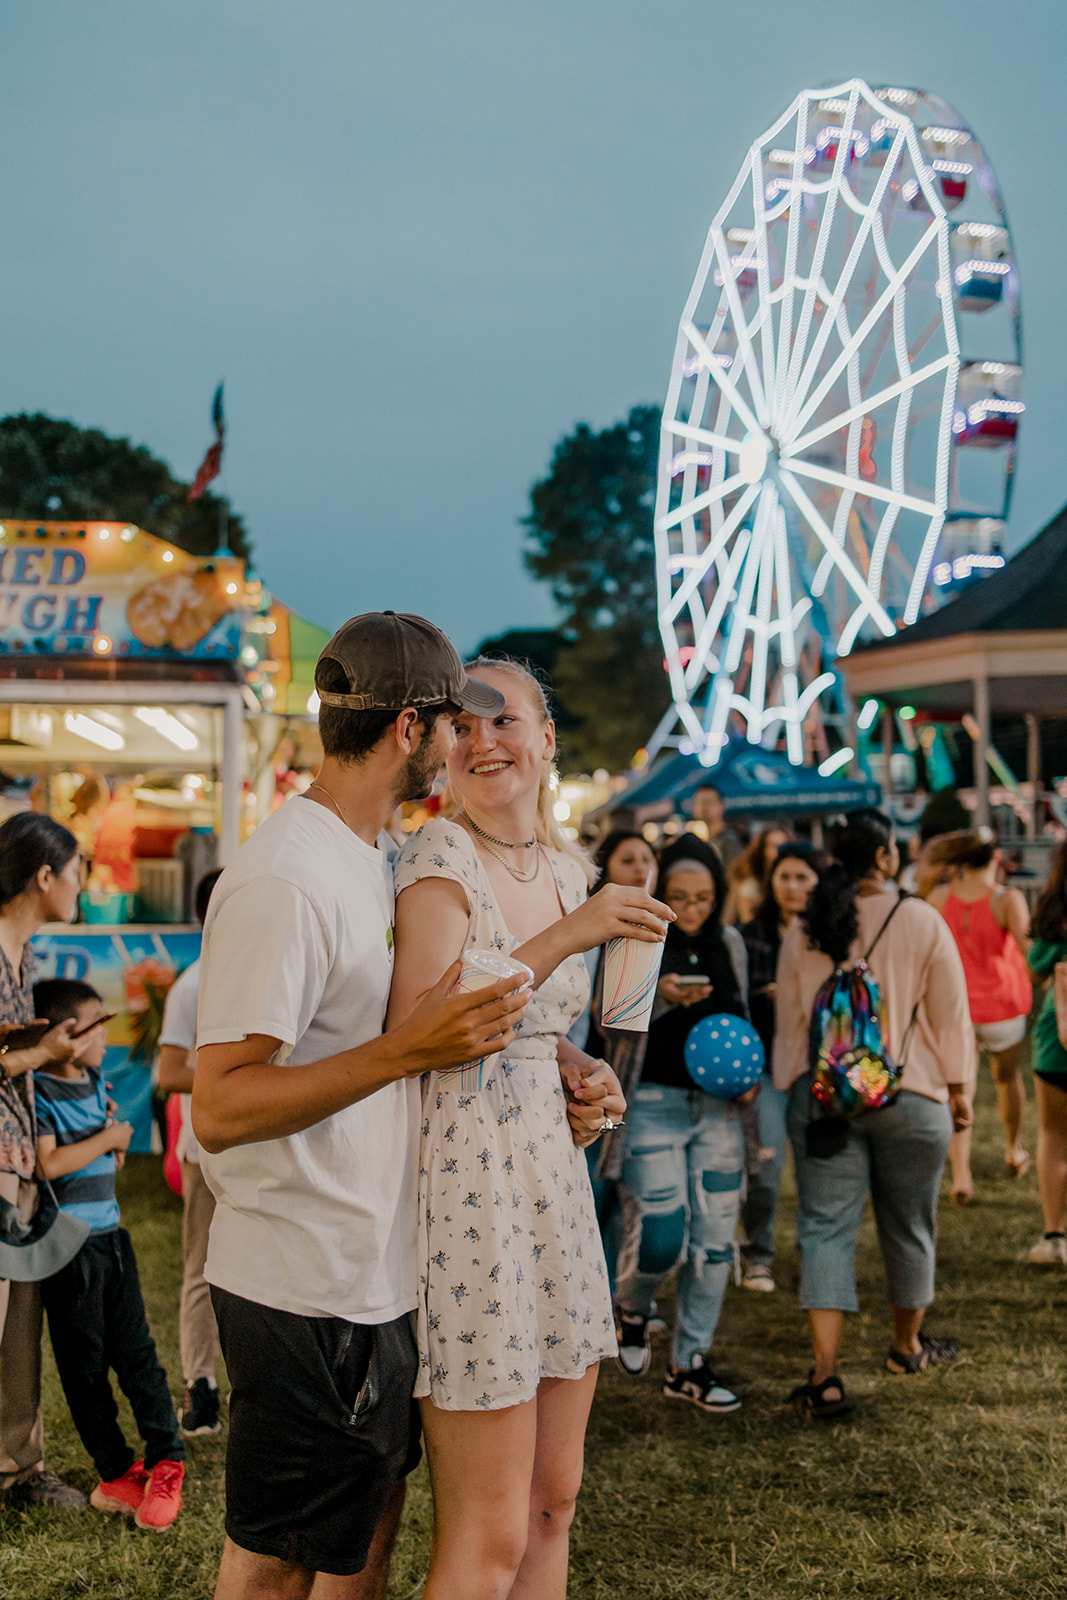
[33,978,185,1531]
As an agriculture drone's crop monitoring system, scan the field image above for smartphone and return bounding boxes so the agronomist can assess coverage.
[70,1012,117,1040]
[0,1020,51,1051]
[674,974,711,987]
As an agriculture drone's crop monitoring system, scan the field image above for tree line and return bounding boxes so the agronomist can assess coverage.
[0,408,666,771]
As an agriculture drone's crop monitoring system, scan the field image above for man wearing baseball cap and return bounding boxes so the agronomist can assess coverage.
[192,614,531,1600]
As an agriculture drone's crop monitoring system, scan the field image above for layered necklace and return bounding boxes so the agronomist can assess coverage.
[459,809,542,883]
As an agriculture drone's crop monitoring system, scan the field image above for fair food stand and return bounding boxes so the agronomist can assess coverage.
[0,518,322,1146]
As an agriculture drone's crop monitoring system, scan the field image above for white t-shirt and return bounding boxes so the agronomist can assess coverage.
[159,959,201,1165]
[196,798,418,1323]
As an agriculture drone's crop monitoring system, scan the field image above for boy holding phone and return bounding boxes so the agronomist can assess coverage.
[32,978,186,1530]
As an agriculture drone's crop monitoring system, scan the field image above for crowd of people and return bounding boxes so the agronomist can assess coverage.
[0,608,1064,1600]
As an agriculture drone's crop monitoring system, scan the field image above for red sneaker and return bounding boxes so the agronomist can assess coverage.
[90,1460,148,1516]
[135,1460,184,1531]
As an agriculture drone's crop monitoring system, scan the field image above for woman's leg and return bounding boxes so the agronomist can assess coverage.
[786,1081,870,1386]
[584,1147,621,1295]
[615,1089,690,1320]
[947,1126,973,1203]
[673,1099,743,1370]
[988,1041,1027,1169]
[740,1074,788,1275]
[866,1091,953,1354]
[421,1398,538,1600]
[808,1310,846,1389]
[1035,1075,1067,1234]
[510,1367,599,1600]
[0,1174,44,1490]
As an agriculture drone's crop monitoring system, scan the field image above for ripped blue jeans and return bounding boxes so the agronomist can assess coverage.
[615,1084,743,1370]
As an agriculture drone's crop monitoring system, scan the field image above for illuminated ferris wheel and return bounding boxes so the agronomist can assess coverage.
[651,78,1021,768]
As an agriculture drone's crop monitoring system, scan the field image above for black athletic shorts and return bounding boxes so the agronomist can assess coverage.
[211,1287,421,1577]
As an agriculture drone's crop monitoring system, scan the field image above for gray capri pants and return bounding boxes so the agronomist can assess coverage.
[787,1080,953,1313]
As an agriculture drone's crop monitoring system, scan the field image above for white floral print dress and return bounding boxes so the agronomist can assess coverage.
[394,817,617,1411]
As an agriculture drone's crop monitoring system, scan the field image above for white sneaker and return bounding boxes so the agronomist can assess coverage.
[616,1313,652,1376]
[1028,1234,1067,1266]
[741,1263,776,1292]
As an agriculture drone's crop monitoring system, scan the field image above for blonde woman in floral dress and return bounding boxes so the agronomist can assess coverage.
[390,658,671,1600]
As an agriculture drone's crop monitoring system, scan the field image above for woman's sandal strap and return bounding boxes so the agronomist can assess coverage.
[791,1373,850,1416]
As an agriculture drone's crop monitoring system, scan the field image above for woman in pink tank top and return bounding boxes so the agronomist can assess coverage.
[925,830,1031,1200]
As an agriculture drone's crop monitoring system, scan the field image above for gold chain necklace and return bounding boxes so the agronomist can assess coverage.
[459,809,542,882]
[305,781,352,831]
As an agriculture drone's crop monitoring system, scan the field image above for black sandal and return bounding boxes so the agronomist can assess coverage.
[790,1370,851,1419]
[884,1332,960,1374]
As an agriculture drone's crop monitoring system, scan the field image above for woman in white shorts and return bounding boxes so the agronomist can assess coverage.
[925,830,1031,1199]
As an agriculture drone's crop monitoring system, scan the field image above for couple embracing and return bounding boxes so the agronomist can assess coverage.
[192,612,671,1600]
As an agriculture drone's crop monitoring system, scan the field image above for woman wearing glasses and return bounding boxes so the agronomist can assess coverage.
[608,844,753,1413]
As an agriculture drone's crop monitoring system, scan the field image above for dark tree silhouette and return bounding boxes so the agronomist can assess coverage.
[0,412,251,561]
[521,404,668,771]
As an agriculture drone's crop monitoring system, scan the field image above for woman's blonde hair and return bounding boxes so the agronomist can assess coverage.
[461,655,595,887]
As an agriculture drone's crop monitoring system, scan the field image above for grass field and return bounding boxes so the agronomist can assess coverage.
[2,1071,1066,1599]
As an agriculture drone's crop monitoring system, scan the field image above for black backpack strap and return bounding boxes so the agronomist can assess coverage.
[863,892,909,964]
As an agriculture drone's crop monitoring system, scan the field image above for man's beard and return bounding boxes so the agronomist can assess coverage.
[395,739,443,806]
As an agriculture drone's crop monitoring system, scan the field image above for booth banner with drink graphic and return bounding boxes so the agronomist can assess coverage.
[0,521,244,661]
[32,925,202,1151]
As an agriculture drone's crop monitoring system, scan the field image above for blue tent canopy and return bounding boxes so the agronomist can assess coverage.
[609,742,881,821]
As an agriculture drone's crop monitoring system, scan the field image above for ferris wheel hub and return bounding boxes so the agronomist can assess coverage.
[739,432,770,484]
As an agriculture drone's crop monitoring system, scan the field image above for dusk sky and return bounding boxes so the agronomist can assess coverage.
[1,1,1062,653]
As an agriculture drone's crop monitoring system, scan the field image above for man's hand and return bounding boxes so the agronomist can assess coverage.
[391,962,531,1075]
[195,965,532,1154]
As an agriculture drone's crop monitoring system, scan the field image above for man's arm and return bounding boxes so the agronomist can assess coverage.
[192,965,529,1153]
[157,1044,196,1096]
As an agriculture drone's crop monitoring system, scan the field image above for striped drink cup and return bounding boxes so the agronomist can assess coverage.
[601,934,665,1031]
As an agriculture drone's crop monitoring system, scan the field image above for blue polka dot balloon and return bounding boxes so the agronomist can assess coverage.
[684,1013,765,1098]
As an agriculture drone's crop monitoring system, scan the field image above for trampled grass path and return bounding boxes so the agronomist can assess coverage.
[2,1071,1065,1598]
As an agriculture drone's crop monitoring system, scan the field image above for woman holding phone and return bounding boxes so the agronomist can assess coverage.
[604,847,753,1412]
[0,813,87,1509]
[389,656,671,1600]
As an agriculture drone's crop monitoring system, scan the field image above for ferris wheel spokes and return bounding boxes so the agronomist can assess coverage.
[778,470,895,636]
[651,80,1019,767]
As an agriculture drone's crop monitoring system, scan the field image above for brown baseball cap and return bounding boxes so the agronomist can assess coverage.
[315,612,504,716]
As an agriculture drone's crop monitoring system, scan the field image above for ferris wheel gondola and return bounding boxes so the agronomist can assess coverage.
[650,79,1022,768]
